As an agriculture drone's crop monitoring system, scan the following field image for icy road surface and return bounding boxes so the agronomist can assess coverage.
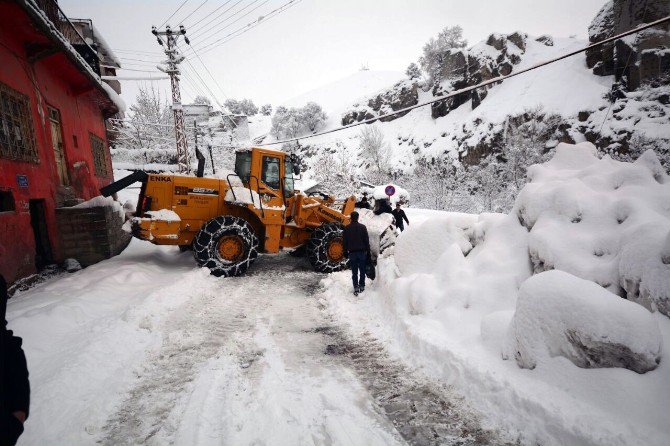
[7,241,509,446]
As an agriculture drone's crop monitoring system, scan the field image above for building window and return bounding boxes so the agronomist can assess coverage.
[89,133,108,177]
[0,190,15,212]
[0,82,39,163]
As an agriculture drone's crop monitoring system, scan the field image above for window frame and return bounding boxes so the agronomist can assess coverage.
[89,132,109,177]
[0,81,39,163]
[261,156,281,191]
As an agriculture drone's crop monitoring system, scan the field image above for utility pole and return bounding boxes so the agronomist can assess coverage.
[152,25,190,173]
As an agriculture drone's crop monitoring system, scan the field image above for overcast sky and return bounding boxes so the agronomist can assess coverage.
[59,0,607,108]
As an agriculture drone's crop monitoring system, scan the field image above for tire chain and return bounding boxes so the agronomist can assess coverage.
[193,216,259,277]
[307,222,349,273]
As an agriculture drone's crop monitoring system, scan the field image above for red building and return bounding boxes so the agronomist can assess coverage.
[0,0,122,284]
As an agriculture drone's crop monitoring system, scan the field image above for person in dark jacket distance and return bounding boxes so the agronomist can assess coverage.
[392,203,410,232]
[342,211,370,295]
[355,192,371,209]
[373,197,393,215]
[0,275,30,446]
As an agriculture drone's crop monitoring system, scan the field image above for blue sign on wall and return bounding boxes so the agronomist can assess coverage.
[16,175,28,188]
[384,185,396,196]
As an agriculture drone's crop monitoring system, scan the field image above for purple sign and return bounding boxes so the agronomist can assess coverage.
[384,185,396,196]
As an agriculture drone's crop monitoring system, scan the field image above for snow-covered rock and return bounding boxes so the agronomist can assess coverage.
[504,270,662,373]
[516,142,670,316]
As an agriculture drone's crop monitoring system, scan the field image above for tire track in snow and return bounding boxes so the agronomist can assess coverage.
[312,323,515,446]
[98,274,268,445]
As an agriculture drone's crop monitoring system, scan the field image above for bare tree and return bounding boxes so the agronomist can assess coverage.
[359,124,391,182]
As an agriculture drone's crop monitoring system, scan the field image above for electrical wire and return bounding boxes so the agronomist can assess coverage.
[176,0,209,26]
[262,15,670,146]
[187,0,244,36]
[159,0,190,28]
[191,0,269,45]
[195,0,302,55]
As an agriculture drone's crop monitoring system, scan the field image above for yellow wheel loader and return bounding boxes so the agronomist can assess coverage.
[102,147,396,277]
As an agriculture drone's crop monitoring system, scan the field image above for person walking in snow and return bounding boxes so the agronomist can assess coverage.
[1,275,30,446]
[392,203,410,232]
[343,211,370,295]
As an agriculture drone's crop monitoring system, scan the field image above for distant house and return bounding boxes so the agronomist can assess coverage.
[183,103,213,124]
[0,0,124,283]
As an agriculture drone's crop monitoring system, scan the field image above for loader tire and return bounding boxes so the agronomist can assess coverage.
[193,215,259,277]
[307,222,348,273]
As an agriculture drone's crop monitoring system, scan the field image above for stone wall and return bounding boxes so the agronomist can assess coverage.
[56,205,131,267]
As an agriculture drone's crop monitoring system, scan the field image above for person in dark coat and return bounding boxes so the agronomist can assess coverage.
[342,211,370,295]
[355,193,371,209]
[373,197,393,215]
[392,203,410,232]
[1,275,30,446]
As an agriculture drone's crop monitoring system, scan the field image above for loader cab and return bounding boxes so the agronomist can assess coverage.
[235,148,297,201]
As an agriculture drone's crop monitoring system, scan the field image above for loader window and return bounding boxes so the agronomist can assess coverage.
[284,159,295,198]
[262,156,281,190]
[234,151,251,183]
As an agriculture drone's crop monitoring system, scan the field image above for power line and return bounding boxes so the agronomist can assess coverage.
[116,67,163,73]
[263,15,670,146]
[184,43,231,102]
[118,55,165,63]
[112,48,165,55]
[176,0,209,26]
[190,0,267,44]
[196,0,302,55]
[159,0,190,28]
[187,0,244,36]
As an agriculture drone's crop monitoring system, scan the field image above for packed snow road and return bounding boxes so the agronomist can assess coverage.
[7,240,509,446]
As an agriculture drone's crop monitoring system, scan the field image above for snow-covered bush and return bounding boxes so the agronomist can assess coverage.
[270,103,327,139]
[193,95,211,106]
[224,98,258,116]
[260,104,272,116]
[516,142,670,316]
[504,270,662,373]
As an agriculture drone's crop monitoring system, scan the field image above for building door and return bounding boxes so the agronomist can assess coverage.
[29,199,53,270]
[48,106,69,185]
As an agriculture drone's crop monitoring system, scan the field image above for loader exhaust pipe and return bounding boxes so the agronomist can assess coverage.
[195,147,205,178]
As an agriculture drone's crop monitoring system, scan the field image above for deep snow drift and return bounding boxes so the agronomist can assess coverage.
[323,142,670,446]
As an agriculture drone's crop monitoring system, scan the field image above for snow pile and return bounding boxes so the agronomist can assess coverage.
[362,183,410,206]
[72,195,125,220]
[504,270,662,373]
[517,142,670,316]
[393,213,476,276]
[224,186,262,207]
[357,208,395,259]
[323,141,670,445]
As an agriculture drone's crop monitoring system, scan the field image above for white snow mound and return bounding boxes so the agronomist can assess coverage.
[516,142,670,316]
[504,270,662,373]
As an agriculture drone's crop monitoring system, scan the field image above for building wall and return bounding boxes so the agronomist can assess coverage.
[0,6,114,283]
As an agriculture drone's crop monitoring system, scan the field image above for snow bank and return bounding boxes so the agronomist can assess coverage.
[504,270,662,373]
[517,142,670,316]
[323,141,670,445]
